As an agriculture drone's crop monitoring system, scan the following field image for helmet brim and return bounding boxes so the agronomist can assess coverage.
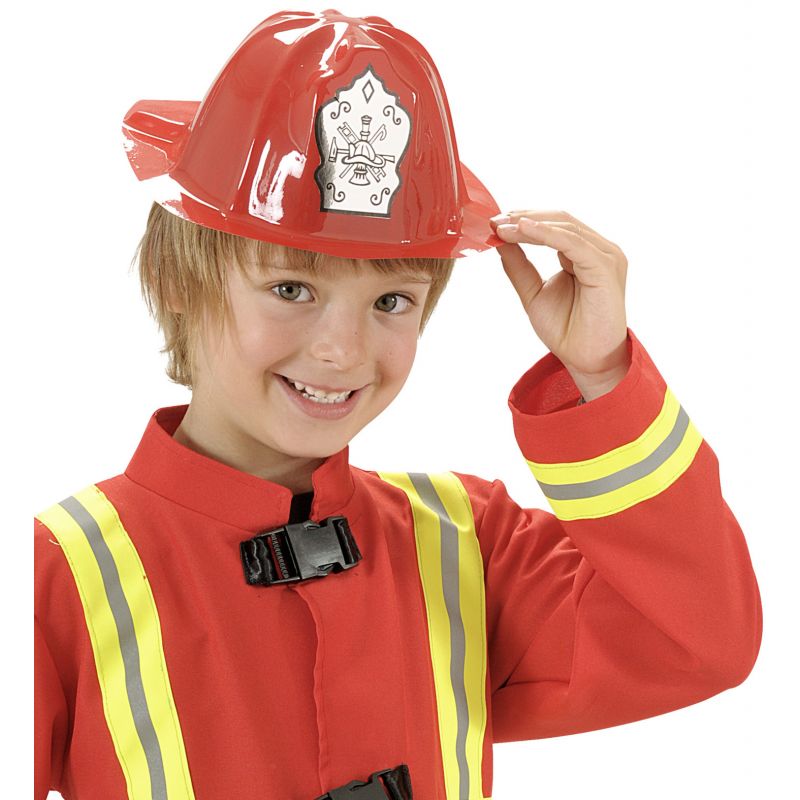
[123,99,504,259]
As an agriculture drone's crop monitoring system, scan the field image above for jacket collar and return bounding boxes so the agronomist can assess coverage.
[124,404,356,531]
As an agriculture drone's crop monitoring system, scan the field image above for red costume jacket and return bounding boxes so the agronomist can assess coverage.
[34,328,762,799]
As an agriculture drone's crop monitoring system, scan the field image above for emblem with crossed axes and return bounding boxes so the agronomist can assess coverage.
[327,115,397,186]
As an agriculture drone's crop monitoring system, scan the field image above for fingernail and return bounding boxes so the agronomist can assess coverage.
[496,223,518,233]
[491,213,511,225]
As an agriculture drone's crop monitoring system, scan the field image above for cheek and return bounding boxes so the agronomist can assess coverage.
[378,333,418,385]
[234,314,298,371]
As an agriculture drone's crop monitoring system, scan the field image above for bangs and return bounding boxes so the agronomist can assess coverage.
[236,237,443,283]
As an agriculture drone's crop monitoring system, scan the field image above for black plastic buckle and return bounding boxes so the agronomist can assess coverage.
[316,765,412,800]
[240,516,362,586]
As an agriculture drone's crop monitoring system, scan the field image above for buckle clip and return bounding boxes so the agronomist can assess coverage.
[320,767,410,800]
[240,516,362,586]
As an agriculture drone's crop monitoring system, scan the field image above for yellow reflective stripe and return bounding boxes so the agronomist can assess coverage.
[36,484,195,800]
[378,471,487,800]
[525,386,704,521]
[429,473,488,800]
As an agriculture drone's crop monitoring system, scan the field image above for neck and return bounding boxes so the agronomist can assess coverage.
[172,403,324,495]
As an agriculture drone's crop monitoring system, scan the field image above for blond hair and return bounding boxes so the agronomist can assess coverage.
[131,202,455,389]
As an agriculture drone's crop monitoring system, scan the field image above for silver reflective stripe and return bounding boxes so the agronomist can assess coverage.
[537,404,691,501]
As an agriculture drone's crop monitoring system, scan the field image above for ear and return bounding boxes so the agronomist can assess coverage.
[166,287,185,314]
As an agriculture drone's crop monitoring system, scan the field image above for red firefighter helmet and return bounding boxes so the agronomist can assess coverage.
[121,9,503,259]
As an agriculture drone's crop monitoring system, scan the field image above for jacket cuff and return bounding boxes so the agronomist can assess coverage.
[508,328,702,520]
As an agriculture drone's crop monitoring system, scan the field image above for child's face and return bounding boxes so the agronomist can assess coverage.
[189,256,433,466]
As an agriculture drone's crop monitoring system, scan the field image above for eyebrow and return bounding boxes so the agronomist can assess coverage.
[258,264,433,284]
[386,275,433,284]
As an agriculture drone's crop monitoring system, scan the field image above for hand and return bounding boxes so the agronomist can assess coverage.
[491,209,631,401]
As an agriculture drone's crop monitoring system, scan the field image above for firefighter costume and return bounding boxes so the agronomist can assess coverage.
[34,328,762,798]
[34,9,762,800]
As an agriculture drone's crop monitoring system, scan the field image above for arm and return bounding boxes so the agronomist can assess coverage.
[35,615,68,797]
[458,328,762,741]
[35,519,69,798]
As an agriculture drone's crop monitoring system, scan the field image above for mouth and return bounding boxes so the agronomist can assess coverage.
[277,374,359,405]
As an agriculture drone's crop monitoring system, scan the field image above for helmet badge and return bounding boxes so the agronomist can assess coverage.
[314,65,412,218]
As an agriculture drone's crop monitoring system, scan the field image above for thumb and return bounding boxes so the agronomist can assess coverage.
[497,242,544,308]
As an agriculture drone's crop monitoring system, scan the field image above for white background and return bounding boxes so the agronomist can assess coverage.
[11,0,798,797]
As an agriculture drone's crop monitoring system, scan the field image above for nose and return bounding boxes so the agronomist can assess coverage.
[308,307,368,372]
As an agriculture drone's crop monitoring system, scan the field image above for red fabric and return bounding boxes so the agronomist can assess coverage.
[34,327,762,799]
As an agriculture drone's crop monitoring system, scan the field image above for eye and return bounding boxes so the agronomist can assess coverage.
[375,293,413,314]
[271,282,312,302]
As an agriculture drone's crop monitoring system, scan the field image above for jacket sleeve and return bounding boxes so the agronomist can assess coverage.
[35,519,69,799]
[456,327,762,742]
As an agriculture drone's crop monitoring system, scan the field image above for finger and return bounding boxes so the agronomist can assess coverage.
[492,210,620,252]
[557,250,576,275]
[501,209,601,237]
[497,218,609,267]
[496,241,544,309]
[492,212,615,254]
[529,221,616,254]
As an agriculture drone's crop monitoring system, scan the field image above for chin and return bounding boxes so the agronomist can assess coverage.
[277,437,348,460]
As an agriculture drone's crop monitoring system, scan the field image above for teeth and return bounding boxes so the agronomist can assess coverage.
[286,377,353,404]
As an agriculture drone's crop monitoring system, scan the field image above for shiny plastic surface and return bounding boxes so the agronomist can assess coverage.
[121,9,503,259]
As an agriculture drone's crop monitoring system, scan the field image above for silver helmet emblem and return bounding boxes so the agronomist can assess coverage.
[314,65,412,217]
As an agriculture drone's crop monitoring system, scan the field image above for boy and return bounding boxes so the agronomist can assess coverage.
[34,9,762,800]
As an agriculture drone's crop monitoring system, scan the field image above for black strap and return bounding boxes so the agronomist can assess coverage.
[289,491,314,523]
[315,765,412,800]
